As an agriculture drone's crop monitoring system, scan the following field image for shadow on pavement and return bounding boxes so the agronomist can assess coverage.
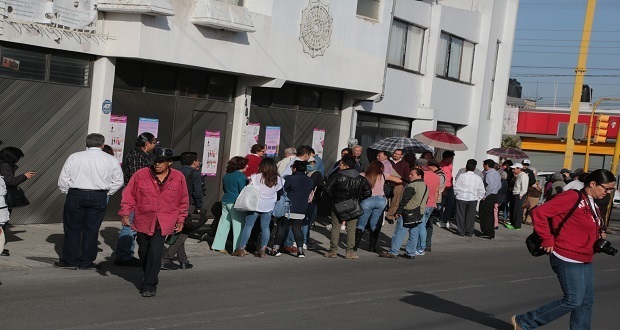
[97,226,142,291]
[4,224,25,243]
[46,233,64,258]
[400,291,512,330]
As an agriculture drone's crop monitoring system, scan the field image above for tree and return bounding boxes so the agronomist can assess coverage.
[501,135,521,149]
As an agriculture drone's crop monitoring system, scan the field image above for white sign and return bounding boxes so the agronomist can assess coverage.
[244,122,260,155]
[110,115,127,164]
[312,128,325,158]
[202,131,220,176]
[138,117,159,138]
[503,106,519,136]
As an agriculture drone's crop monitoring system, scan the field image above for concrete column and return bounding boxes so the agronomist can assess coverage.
[228,84,251,157]
[87,57,116,143]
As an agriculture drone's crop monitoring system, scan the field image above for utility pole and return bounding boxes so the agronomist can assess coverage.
[563,0,597,169]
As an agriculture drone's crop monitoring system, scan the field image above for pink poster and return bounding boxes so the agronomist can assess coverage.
[202,131,220,176]
[312,128,325,158]
[244,122,260,155]
[137,117,159,137]
[265,126,281,157]
[110,115,127,164]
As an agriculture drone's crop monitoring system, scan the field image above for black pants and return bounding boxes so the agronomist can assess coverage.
[442,188,456,223]
[511,195,526,229]
[455,200,477,236]
[162,233,188,263]
[479,194,498,238]
[137,230,166,293]
[425,208,439,248]
[272,217,303,250]
[61,189,107,267]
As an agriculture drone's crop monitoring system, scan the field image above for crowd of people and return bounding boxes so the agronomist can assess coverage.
[0,134,615,324]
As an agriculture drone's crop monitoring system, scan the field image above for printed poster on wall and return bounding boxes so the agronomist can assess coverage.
[202,131,220,176]
[312,128,325,158]
[110,115,127,164]
[244,122,260,155]
[138,117,159,138]
[265,126,281,157]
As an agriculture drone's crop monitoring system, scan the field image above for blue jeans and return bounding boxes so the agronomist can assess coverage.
[387,218,421,257]
[239,211,272,250]
[61,189,108,267]
[416,207,434,251]
[357,196,387,231]
[516,254,594,330]
[115,211,136,261]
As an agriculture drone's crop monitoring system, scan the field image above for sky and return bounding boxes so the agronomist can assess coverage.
[511,0,620,109]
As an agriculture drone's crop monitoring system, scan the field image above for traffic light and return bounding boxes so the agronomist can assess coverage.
[594,115,610,143]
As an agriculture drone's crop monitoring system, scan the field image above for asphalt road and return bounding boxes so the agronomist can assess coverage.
[1,225,619,330]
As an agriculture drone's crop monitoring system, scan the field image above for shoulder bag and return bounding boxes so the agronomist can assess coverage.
[5,186,30,209]
[401,185,428,228]
[333,177,364,221]
[233,177,260,212]
[525,190,581,257]
[383,174,395,199]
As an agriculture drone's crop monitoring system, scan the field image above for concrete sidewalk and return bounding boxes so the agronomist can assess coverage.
[1,213,618,272]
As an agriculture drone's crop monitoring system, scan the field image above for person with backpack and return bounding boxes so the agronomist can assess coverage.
[161,152,204,270]
[269,161,314,258]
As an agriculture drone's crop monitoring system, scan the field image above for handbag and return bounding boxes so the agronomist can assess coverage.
[383,174,395,199]
[401,185,428,228]
[5,186,30,208]
[332,177,364,221]
[525,190,581,257]
[272,191,291,218]
[234,182,260,212]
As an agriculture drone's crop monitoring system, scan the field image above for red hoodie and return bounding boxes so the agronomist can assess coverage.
[532,189,602,263]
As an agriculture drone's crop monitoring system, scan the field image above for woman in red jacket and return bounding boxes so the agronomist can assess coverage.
[512,169,615,330]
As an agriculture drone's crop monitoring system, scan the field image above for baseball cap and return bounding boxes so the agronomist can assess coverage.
[560,168,570,174]
[510,163,524,169]
[523,159,531,165]
[414,158,430,170]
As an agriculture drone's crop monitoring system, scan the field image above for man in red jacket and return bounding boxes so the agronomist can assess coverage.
[119,148,188,297]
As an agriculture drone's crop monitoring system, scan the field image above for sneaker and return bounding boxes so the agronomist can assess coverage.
[445,222,451,229]
[297,252,305,258]
[324,251,337,258]
[53,261,77,270]
[114,257,141,267]
[504,223,516,230]
[415,250,425,256]
[160,262,179,270]
[302,244,308,251]
[345,251,359,259]
[1,249,10,256]
[511,315,523,330]
[269,249,282,257]
[141,291,156,297]
[179,261,193,270]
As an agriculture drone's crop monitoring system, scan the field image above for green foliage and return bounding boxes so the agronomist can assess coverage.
[502,136,521,149]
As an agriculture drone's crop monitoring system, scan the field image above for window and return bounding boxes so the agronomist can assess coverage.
[388,19,424,72]
[436,32,475,83]
[207,74,235,101]
[178,70,207,98]
[145,64,176,95]
[0,46,46,81]
[357,0,381,20]
[298,86,321,111]
[252,84,343,113]
[49,54,91,86]
[114,59,144,91]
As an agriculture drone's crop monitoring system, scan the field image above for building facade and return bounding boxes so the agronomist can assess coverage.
[0,0,518,224]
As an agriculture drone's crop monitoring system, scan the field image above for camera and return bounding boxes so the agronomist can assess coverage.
[594,238,618,256]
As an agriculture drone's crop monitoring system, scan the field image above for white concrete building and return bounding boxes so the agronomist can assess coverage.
[0,0,518,223]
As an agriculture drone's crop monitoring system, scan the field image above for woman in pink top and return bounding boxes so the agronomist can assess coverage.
[355,161,402,252]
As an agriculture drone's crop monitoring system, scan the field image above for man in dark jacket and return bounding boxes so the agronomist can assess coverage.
[324,156,372,259]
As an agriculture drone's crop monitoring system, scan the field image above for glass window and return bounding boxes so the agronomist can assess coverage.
[298,86,320,111]
[436,32,475,83]
[272,84,296,109]
[252,87,272,107]
[49,54,90,86]
[145,64,176,95]
[114,59,144,91]
[178,69,207,98]
[320,89,342,112]
[357,0,381,20]
[388,20,424,72]
[207,73,235,101]
[0,46,46,81]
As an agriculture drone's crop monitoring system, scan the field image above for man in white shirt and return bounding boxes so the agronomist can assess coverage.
[508,163,529,230]
[453,160,485,237]
[55,133,123,270]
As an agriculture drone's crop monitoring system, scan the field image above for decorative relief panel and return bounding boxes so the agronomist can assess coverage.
[191,0,255,33]
[299,0,333,58]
